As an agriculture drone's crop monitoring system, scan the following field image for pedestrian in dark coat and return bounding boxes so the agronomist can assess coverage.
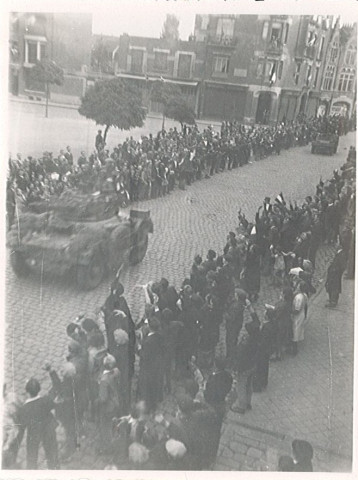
[244,244,261,301]
[230,319,260,414]
[14,378,60,469]
[101,281,136,379]
[253,308,276,392]
[137,318,165,412]
[325,249,346,307]
[204,356,233,421]
[224,288,247,365]
[46,362,79,460]
[272,287,293,360]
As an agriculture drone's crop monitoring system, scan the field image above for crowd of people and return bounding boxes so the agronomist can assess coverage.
[3,115,355,471]
[6,114,351,228]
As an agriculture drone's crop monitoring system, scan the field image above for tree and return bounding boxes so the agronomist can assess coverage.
[78,78,146,143]
[165,96,196,130]
[30,59,64,118]
[150,80,181,130]
[161,14,180,42]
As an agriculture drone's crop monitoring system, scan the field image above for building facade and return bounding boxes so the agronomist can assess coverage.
[319,23,357,118]
[9,12,92,105]
[194,14,340,124]
[113,34,206,115]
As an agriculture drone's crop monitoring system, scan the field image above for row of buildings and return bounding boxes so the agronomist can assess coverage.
[9,12,357,124]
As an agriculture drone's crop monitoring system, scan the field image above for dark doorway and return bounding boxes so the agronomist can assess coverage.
[256,92,272,124]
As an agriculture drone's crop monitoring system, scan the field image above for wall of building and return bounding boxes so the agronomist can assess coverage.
[9,12,92,103]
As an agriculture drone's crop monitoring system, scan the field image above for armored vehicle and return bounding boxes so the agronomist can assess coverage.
[311,133,339,155]
[7,190,153,290]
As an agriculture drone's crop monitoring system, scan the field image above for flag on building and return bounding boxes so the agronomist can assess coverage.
[269,63,277,86]
[307,32,318,46]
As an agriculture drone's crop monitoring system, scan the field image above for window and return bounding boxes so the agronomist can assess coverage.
[318,36,325,60]
[323,65,335,90]
[216,18,235,39]
[284,24,290,44]
[40,44,46,60]
[201,15,209,30]
[330,43,338,63]
[338,68,355,92]
[313,66,320,88]
[278,60,283,79]
[25,38,46,64]
[345,47,356,66]
[214,56,230,74]
[294,61,301,85]
[131,49,144,74]
[262,21,269,40]
[154,51,168,71]
[27,41,37,63]
[177,53,192,79]
[271,22,283,42]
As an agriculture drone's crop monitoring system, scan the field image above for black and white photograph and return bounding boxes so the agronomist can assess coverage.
[1,0,357,475]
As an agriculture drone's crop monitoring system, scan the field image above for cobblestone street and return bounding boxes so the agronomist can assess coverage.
[5,131,355,470]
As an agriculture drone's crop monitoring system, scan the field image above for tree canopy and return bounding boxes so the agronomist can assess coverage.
[161,14,180,42]
[150,80,181,106]
[165,96,196,127]
[78,78,147,141]
[30,58,64,87]
[29,59,64,117]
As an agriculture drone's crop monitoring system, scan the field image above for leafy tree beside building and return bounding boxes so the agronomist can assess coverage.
[78,78,146,142]
[29,59,64,118]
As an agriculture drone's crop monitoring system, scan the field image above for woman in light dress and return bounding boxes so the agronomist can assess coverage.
[291,282,309,355]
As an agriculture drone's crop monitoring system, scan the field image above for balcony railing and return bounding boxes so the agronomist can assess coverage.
[266,38,284,55]
[207,35,238,47]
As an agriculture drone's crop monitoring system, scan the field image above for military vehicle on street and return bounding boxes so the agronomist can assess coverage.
[7,190,153,290]
[311,133,339,155]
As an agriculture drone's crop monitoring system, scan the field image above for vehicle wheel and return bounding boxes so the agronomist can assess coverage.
[10,251,29,277]
[129,234,148,265]
[76,252,105,290]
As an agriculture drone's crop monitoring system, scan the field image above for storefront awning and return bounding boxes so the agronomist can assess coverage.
[116,72,198,87]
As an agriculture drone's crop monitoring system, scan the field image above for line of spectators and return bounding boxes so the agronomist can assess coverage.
[6,114,352,228]
[3,142,355,471]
